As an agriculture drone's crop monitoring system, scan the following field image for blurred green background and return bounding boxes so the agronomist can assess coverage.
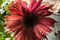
[0,0,14,40]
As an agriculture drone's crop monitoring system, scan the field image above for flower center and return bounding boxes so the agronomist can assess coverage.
[23,14,38,28]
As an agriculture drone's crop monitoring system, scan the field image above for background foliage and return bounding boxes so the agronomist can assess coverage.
[0,0,14,40]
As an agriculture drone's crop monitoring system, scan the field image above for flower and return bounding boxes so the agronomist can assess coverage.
[5,0,57,40]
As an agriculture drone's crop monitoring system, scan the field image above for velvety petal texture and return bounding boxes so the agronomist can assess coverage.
[5,0,57,40]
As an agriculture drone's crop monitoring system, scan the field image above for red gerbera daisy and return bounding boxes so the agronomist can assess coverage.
[5,0,57,40]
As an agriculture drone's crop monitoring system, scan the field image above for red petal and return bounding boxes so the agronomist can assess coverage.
[33,4,52,17]
[8,2,23,16]
[34,5,46,13]
[5,20,22,29]
[31,0,42,13]
[33,27,43,40]
[24,29,33,40]
[36,6,50,17]
[5,15,23,21]
[35,24,47,33]
[30,0,36,8]
[34,17,57,37]
[14,26,24,36]
[34,24,51,40]
[8,25,21,33]
[39,24,52,32]
[39,17,57,27]
[21,2,31,14]
[15,31,24,40]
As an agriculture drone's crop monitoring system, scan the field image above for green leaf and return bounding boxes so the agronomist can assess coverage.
[4,2,11,14]
[0,0,3,6]
[0,0,14,40]
[0,32,4,40]
[4,32,11,38]
[0,36,4,40]
[0,0,6,6]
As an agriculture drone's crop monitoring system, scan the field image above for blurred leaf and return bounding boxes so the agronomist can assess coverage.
[0,0,6,6]
[0,32,3,35]
[0,0,14,40]
[4,2,11,14]
[0,0,3,6]
[4,32,11,38]
[0,32,4,40]
[0,36,4,40]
